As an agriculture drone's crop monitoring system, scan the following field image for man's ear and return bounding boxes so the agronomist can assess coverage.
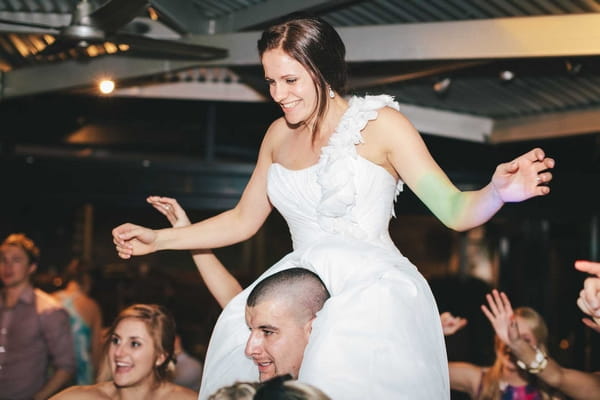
[304,316,316,336]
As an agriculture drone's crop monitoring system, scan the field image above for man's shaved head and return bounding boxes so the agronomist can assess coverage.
[244,268,330,381]
[247,268,330,323]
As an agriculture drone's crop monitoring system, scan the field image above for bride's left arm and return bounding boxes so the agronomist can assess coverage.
[373,107,554,232]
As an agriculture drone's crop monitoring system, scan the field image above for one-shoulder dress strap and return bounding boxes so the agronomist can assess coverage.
[315,94,402,238]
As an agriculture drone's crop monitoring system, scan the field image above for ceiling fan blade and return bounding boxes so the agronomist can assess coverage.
[112,33,228,61]
[88,0,149,33]
[0,18,61,31]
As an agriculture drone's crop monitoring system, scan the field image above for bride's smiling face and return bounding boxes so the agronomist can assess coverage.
[262,48,319,126]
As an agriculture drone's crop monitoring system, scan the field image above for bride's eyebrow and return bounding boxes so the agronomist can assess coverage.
[264,74,297,80]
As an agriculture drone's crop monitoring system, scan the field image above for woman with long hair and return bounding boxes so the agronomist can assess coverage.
[50,304,197,400]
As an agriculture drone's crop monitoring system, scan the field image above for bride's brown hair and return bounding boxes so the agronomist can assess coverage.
[257,14,348,142]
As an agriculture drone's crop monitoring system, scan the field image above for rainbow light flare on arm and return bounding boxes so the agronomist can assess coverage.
[414,171,504,232]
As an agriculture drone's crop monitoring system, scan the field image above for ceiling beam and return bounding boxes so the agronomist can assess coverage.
[111,80,267,102]
[490,107,600,143]
[4,14,600,98]
[0,12,179,38]
[212,0,357,33]
[0,12,65,34]
[0,56,202,98]
[349,61,488,89]
[340,13,600,61]
[150,0,210,34]
[398,103,493,142]
[186,13,600,65]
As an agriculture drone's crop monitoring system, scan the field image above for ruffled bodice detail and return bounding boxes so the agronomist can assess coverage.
[268,95,404,249]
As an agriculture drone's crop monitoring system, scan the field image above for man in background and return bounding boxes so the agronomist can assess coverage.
[0,233,75,400]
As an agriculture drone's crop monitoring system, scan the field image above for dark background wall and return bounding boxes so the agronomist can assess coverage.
[1,93,599,374]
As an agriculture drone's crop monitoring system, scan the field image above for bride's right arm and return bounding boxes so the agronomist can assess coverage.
[113,122,281,258]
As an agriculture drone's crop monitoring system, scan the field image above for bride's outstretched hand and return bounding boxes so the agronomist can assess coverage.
[147,196,191,228]
[481,289,520,345]
[491,148,554,203]
[112,223,157,259]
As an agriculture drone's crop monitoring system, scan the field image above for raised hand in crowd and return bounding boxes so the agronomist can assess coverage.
[440,312,468,336]
[147,196,242,308]
[483,289,600,400]
[575,260,600,333]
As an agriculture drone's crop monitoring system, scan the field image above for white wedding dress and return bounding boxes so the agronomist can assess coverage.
[198,95,450,399]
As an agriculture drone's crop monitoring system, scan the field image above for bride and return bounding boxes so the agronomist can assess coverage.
[113,14,554,400]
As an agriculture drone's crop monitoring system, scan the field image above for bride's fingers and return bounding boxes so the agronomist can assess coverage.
[535,157,555,173]
[520,147,546,163]
[535,172,552,185]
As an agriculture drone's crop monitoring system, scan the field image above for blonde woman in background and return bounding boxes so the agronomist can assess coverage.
[50,304,197,400]
[449,290,562,399]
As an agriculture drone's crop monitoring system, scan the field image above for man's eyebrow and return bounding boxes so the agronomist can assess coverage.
[258,324,279,331]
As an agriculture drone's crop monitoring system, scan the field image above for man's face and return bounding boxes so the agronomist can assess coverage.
[0,244,35,289]
[244,298,312,381]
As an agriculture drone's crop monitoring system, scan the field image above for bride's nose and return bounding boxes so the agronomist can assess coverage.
[271,82,287,103]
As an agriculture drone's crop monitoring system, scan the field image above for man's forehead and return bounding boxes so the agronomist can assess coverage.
[245,299,295,327]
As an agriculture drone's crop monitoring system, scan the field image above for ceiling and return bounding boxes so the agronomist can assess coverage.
[0,0,599,144]
[0,0,599,211]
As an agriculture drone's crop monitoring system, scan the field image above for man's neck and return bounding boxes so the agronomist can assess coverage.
[2,282,31,308]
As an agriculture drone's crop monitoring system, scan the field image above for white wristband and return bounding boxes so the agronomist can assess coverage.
[516,346,548,374]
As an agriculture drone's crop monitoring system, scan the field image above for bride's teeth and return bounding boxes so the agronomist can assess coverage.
[282,101,298,108]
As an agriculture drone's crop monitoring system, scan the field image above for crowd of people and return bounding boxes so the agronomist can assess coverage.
[1,12,599,400]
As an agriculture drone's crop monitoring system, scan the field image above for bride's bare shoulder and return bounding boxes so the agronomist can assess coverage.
[263,116,295,149]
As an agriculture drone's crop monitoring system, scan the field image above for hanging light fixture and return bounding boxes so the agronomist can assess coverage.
[98,78,115,94]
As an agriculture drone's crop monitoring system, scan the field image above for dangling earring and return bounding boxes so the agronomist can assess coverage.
[328,86,335,99]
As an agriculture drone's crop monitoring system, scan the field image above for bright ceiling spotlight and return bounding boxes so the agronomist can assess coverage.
[98,79,115,94]
[499,70,515,82]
